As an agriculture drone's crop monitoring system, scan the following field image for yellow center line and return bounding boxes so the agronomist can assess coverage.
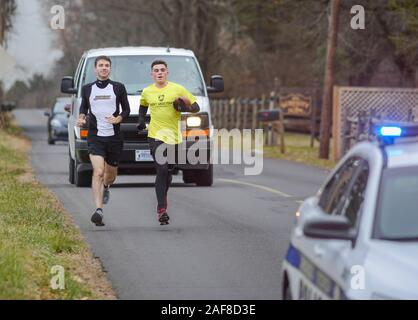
[217,178,292,198]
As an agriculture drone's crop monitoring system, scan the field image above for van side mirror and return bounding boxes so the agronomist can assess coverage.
[207,75,224,93]
[61,76,77,94]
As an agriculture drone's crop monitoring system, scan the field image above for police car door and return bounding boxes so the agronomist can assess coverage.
[319,158,370,299]
[297,157,362,299]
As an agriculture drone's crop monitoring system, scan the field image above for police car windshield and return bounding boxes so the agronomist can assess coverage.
[375,166,418,241]
[82,55,205,96]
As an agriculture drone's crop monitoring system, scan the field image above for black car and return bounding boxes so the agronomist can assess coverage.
[44,97,71,144]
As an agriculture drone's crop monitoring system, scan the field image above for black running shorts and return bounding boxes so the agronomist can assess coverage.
[87,135,123,167]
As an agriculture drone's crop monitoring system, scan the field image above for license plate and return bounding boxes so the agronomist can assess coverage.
[135,149,153,162]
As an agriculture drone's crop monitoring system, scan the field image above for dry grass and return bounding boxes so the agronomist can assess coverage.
[262,133,337,169]
[0,126,116,300]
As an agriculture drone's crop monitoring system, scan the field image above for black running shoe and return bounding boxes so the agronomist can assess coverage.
[103,185,110,205]
[91,209,105,226]
[157,208,170,225]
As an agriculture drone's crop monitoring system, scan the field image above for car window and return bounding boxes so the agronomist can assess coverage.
[374,166,418,241]
[74,57,85,95]
[339,161,369,228]
[318,157,362,215]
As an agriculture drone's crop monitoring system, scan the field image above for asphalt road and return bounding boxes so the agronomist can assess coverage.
[14,109,328,300]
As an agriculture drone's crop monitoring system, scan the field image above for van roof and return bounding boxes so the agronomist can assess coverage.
[84,46,195,58]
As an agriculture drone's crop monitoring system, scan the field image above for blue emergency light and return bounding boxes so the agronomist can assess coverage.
[378,126,402,137]
[373,121,418,145]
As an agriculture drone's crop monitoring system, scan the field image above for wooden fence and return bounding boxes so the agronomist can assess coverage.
[211,91,319,146]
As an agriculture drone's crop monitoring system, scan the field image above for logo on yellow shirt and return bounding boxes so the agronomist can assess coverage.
[158,94,165,102]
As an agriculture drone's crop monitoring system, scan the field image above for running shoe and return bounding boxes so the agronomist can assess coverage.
[91,208,105,226]
[157,207,170,225]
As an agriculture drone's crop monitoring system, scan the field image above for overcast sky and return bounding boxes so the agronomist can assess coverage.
[7,0,62,83]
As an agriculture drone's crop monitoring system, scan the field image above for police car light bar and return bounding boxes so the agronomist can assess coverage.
[373,121,418,145]
[378,126,402,137]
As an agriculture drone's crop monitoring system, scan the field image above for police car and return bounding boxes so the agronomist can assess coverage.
[281,122,418,300]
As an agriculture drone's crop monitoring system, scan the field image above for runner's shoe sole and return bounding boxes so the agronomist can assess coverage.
[159,213,170,225]
[91,211,105,226]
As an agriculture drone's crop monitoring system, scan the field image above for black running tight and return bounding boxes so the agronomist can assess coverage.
[148,138,178,210]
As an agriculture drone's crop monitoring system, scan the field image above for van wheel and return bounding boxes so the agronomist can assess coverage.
[182,170,196,184]
[195,164,213,186]
[75,161,92,187]
[69,154,75,184]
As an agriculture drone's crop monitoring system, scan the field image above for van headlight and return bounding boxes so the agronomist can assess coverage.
[186,116,202,128]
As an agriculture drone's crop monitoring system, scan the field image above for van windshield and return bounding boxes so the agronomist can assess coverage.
[81,55,205,96]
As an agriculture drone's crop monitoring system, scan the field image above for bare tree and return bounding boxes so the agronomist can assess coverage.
[0,0,16,47]
[0,0,16,109]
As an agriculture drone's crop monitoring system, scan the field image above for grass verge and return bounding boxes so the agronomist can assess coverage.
[223,131,336,170]
[0,121,116,299]
[262,133,337,170]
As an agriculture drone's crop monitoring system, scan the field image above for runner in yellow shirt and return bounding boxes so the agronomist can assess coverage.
[137,60,200,225]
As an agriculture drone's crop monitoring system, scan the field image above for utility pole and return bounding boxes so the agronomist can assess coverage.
[0,0,6,45]
[0,1,6,111]
[319,0,341,159]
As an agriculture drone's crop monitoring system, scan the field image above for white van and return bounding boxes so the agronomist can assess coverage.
[61,46,224,187]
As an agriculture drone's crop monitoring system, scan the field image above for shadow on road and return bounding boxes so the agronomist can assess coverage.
[111,182,195,188]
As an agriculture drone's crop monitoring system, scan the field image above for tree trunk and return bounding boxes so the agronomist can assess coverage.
[0,1,5,45]
[319,0,341,159]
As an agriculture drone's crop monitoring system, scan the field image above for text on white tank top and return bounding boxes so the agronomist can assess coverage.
[90,83,117,136]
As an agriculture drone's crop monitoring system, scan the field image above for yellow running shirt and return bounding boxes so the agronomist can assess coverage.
[140,81,196,144]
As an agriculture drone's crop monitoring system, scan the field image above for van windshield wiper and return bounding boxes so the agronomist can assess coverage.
[128,90,143,95]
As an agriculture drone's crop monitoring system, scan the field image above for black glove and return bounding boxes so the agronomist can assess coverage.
[137,120,146,131]
[173,98,189,112]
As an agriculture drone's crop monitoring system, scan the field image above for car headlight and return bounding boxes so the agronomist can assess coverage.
[186,116,201,128]
[51,119,62,127]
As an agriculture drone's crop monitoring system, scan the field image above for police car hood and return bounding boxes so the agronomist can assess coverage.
[127,95,208,115]
[365,241,418,297]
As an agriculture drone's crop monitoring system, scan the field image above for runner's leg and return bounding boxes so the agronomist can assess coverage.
[149,138,169,210]
[90,154,105,209]
[165,143,178,203]
[104,162,118,186]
